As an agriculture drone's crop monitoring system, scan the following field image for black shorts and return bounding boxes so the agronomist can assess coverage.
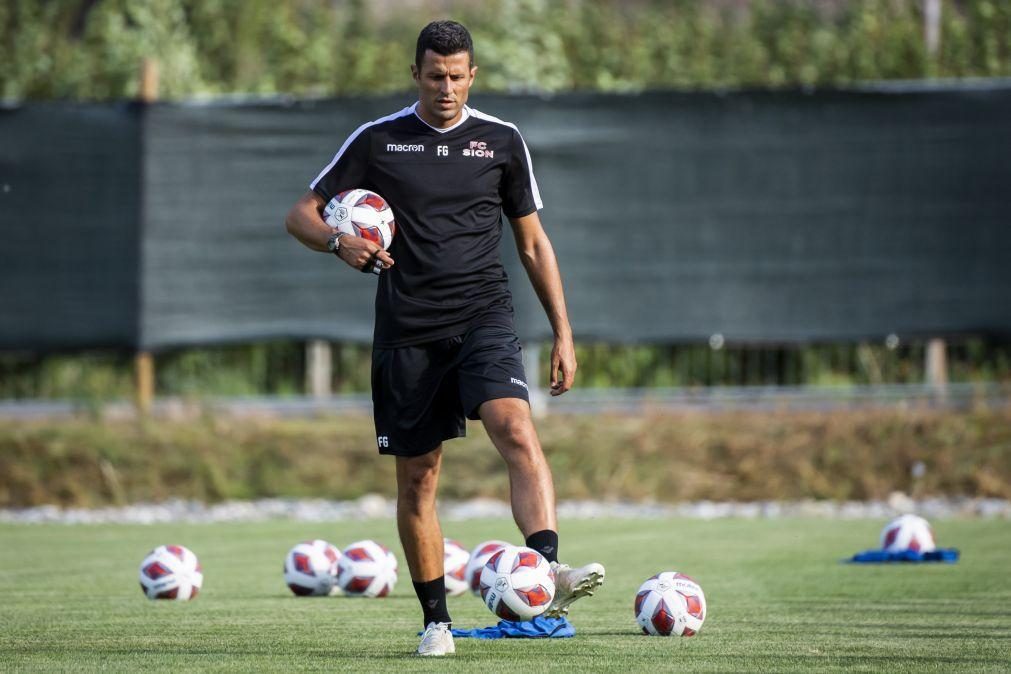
[371,325,530,457]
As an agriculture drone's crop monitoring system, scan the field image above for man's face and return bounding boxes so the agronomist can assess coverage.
[412,49,476,129]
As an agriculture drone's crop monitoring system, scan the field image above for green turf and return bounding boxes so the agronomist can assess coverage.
[0,518,1008,672]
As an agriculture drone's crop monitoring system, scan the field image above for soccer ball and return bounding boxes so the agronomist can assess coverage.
[635,572,707,637]
[138,544,203,601]
[465,539,510,595]
[324,189,396,250]
[443,538,471,597]
[337,539,398,597]
[284,539,342,597]
[880,514,936,553]
[479,545,555,621]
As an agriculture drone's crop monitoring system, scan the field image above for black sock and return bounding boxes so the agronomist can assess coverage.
[412,577,451,627]
[525,529,559,564]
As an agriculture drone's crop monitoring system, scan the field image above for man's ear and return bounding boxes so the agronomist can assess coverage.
[411,64,419,83]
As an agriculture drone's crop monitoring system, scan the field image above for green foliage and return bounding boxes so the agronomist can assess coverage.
[1,340,1009,400]
[155,341,308,397]
[565,340,1011,389]
[2,0,1009,100]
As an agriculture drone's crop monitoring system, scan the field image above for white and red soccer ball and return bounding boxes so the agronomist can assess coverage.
[443,538,471,597]
[880,514,936,553]
[466,539,510,596]
[138,544,203,601]
[337,539,398,597]
[479,545,555,621]
[284,539,342,597]
[635,572,707,637]
[324,189,396,250]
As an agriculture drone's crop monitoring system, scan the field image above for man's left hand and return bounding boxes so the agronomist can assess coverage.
[549,336,577,396]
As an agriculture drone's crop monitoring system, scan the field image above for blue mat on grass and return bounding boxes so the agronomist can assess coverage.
[418,616,575,639]
[848,548,959,563]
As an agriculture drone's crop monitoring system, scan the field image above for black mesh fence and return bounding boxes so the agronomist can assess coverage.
[0,103,141,350]
[2,84,1010,352]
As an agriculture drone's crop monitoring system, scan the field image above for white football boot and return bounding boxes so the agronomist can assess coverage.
[416,622,455,656]
[545,561,606,618]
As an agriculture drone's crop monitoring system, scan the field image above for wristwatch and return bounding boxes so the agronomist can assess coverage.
[326,231,346,256]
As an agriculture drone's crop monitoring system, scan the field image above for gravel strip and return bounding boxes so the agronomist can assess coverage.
[1,494,1007,525]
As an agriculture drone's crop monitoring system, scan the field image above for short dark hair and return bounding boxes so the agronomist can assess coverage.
[415,20,474,69]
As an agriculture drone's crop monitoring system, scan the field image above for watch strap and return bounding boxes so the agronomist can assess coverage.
[327,231,346,255]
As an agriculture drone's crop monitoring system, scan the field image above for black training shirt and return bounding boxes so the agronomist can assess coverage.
[311,103,542,348]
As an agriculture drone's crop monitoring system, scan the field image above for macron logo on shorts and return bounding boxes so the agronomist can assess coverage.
[510,377,528,391]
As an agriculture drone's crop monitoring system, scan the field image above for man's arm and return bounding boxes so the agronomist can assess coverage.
[284,191,394,270]
[509,211,576,396]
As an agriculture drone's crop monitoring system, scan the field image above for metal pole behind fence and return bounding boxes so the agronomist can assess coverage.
[523,343,547,417]
[926,338,949,398]
[306,340,333,398]
[924,0,942,58]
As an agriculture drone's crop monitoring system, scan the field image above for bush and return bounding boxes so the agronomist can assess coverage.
[2,0,1009,101]
[2,407,1009,507]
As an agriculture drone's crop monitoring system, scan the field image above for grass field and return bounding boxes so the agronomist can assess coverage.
[1,518,1008,672]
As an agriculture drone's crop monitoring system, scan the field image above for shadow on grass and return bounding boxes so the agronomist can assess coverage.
[236,594,420,603]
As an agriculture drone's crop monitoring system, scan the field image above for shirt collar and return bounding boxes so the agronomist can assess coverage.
[412,102,470,133]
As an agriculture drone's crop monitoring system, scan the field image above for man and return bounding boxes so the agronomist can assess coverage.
[285,20,604,657]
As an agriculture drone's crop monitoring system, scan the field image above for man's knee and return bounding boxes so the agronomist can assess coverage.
[396,449,441,505]
[487,415,543,467]
[495,415,535,449]
[482,399,533,442]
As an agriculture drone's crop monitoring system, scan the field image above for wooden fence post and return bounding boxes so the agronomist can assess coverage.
[135,58,159,415]
[135,352,155,415]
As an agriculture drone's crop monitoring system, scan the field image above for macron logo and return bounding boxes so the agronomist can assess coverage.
[510,377,528,390]
[386,143,424,152]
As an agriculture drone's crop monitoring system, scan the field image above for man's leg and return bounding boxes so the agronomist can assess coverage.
[478,398,557,539]
[396,446,454,655]
[479,397,604,618]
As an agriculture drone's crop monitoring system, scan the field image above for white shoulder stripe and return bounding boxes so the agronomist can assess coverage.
[310,105,416,191]
[467,106,543,211]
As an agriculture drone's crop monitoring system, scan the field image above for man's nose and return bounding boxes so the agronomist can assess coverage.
[439,77,452,94]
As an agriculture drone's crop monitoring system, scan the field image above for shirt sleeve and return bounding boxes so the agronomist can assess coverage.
[500,127,543,218]
[309,127,371,203]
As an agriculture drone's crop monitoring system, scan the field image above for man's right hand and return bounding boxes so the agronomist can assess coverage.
[336,234,395,273]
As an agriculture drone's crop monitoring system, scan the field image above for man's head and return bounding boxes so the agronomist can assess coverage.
[414,20,473,71]
[411,20,476,129]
